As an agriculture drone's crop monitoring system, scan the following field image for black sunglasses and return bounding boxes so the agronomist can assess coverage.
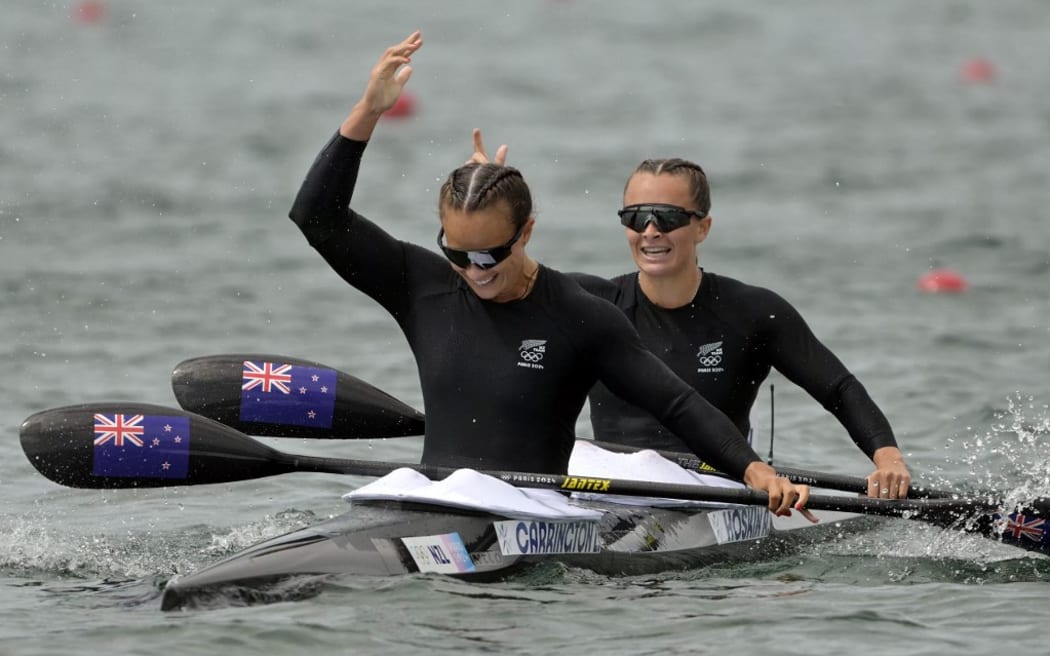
[437,224,526,270]
[618,204,707,233]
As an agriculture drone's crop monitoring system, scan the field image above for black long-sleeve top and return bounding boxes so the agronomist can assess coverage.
[572,271,897,458]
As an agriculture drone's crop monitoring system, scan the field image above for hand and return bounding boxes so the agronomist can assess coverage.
[743,461,818,523]
[867,446,911,499]
[466,128,508,166]
[362,30,423,115]
[340,31,423,141]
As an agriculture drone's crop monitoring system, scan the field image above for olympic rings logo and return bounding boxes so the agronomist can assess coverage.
[520,351,544,362]
[698,355,722,367]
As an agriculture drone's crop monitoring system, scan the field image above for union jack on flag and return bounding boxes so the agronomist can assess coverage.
[242,361,293,394]
[94,413,145,447]
[1001,513,1046,542]
[92,414,191,479]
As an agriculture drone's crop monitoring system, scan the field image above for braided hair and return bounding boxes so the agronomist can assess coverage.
[440,163,533,229]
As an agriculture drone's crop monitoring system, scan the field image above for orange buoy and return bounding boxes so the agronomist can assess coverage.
[960,58,996,84]
[917,268,969,293]
[384,92,418,119]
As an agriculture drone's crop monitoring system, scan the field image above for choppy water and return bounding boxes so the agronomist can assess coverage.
[2,2,1048,654]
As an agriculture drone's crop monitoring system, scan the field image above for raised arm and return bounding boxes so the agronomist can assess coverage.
[288,31,431,319]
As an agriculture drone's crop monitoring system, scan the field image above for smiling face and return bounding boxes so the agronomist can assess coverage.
[623,172,711,280]
[439,202,534,302]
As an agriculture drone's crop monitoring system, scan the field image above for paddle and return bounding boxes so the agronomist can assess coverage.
[171,353,955,498]
[19,402,1050,557]
[171,353,424,439]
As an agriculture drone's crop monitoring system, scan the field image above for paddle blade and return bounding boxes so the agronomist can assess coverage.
[911,498,1050,553]
[172,354,425,439]
[20,403,294,488]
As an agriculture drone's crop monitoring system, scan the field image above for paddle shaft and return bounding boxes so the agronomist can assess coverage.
[590,440,957,498]
[279,449,989,520]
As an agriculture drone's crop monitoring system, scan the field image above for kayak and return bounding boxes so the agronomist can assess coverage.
[160,446,868,611]
[161,486,866,610]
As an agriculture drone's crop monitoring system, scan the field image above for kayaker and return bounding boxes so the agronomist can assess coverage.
[467,134,912,500]
[288,31,813,518]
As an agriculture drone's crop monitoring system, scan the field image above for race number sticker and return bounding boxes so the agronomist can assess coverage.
[708,506,772,544]
[494,519,600,555]
[401,533,476,574]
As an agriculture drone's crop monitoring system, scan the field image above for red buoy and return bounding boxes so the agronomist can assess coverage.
[72,1,107,24]
[384,92,418,119]
[960,58,996,84]
[917,268,969,293]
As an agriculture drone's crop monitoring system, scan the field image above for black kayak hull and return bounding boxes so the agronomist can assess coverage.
[161,500,868,611]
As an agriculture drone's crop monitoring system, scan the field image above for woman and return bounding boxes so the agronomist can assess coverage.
[469,136,911,500]
[288,31,810,516]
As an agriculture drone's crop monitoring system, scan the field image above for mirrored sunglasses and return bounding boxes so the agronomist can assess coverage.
[437,224,525,270]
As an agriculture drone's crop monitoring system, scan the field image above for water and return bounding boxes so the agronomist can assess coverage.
[2,1,1048,654]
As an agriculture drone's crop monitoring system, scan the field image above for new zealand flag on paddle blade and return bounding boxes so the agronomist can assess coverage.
[239,360,336,428]
[93,414,191,479]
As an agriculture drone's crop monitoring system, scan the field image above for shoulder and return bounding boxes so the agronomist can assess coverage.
[544,268,635,325]
[702,272,808,342]
[537,269,651,361]
[565,271,638,306]
[566,271,630,301]
[703,272,810,344]
[566,271,608,291]
[706,271,797,314]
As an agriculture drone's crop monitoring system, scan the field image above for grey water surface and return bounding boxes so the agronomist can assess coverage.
[1,2,1048,655]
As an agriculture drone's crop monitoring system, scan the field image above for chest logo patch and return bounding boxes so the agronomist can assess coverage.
[518,339,546,370]
[696,341,725,373]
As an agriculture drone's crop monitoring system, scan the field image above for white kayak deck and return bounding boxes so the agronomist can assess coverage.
[344,441,760,521]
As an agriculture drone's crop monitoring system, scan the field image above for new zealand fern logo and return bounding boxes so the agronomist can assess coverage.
[518,339,547,369]
[696,341,724,372]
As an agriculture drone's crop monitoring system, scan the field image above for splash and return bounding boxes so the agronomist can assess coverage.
[0,509,318,581]
[948,393,1050,504]
[203,509,318,556]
